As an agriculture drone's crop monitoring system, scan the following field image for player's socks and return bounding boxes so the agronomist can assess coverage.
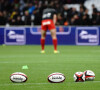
[53,39,59,53]
[41,38,45,51]
[53,39,58,51]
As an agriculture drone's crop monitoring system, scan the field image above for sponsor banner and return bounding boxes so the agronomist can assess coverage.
[76,27,99,45]
[4,27,26,45]
[0,26,100,45]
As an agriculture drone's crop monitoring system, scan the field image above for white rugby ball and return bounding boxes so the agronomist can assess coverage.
[84,70,95,81]
[48,72,65,83]
[10,72,28,83]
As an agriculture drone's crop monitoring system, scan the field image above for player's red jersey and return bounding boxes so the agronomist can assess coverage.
[41,8,57,31]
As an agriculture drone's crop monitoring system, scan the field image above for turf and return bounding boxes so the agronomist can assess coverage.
[0,45,100,90]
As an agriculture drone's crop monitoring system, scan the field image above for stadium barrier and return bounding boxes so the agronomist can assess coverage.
[0,26,100,45]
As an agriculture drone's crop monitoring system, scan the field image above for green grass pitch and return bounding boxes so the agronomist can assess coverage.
[0,45,100,90]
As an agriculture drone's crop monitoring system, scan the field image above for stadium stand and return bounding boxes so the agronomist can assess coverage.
[0,0,100,26]
[84,0,100,16]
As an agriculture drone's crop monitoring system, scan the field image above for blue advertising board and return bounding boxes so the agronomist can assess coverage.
[76,27,99,45]
[0,26,100,45]
[4,27,26,45]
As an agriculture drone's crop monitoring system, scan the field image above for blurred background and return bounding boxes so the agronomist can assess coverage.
[0,0,100,45]
[0,0,100,26]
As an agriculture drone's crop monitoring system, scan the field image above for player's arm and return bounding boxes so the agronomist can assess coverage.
[53,14,57,24]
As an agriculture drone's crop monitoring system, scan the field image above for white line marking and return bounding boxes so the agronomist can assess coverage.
[0,55,100,59]
[0,83,50,86]
[0,81,100,86]
[91,81,100,82]
[0,61,48,64]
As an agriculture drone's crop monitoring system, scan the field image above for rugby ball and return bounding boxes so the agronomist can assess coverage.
[84,70,95,81]
[73,72,85,82]
[10,72,28,83]
[48,72,65,83]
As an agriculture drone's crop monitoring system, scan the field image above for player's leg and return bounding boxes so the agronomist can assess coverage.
[50,29,59,53]
[41,29,46,53]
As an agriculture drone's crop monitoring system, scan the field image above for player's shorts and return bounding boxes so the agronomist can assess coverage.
[41,19,56,31]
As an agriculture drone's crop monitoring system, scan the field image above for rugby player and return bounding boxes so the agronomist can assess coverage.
[41,7,59,53]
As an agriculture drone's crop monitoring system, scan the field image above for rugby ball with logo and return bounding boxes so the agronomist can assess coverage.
[48,72,65,83]
[73,72,85,82]
[10,72,28,83]
[84,70,95,81]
